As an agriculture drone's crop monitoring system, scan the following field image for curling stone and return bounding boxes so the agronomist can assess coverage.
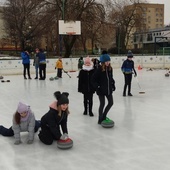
[1,80,10,83]
[49,77,54,81]
[165,73,169,77]
[57,138,73,149]
[101,117,114,128]
[54,76,59,80]
[0,76,3,79]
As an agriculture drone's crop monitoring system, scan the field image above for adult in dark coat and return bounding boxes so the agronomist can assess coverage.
[38,91,70,145]
[92,51,116,124]
[121,50,137,96]
[78,56,95,116]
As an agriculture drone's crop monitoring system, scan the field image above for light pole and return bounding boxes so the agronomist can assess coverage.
[62,0,65,20]
[59,0,65,56]
[118,27,120,55]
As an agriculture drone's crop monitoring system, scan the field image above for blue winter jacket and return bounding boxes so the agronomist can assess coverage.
[121,59,136,75]
[38,52,46,64]
[21,52,30,64]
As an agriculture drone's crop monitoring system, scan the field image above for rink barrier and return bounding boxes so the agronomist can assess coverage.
[0,55,170,75]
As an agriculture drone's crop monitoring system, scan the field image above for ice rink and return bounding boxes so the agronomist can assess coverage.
[0,68,170,170]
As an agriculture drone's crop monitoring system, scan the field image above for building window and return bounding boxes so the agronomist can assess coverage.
[142,13,146,17]
[147,34,153,41]
[140,35,143,42]
[143,7,147,11]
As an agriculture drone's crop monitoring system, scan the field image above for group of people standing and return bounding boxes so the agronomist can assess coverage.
[78,50,137,124]
[21,48,46,80]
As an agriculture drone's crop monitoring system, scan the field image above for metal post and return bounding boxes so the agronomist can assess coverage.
[60,0,65,56]
[154,37,157,55]
[118,28,120,56]
[62,0,65,20]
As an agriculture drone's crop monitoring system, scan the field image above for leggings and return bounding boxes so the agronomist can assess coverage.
[98,94,113,122]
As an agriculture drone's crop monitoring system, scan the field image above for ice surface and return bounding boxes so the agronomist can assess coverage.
[0,68,170,170]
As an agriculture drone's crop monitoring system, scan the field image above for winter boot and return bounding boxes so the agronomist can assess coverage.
[89,101,94,117]
[123,84,127,96]
[83,101,88,115]
[98,113,103,124]
[128,84,133,96]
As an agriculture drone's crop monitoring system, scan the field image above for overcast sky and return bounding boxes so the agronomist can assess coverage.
[0,0,169,25]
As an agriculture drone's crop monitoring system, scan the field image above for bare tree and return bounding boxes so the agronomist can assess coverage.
[107,0,147,52]
[77,3,105,54]
[44,0,106,57]
[2,0,55,51]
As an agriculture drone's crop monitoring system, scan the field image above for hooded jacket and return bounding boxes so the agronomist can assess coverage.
[41,101,68,140]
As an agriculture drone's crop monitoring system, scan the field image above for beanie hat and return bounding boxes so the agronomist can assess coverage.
[84,56,92,66]
[127,50,133,58]
[100,54,111,63]
[54,91,69,106]
[17,102,29,114]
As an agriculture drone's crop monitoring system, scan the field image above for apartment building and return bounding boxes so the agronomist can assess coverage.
[126,3,165,49]
[139,3,164,30]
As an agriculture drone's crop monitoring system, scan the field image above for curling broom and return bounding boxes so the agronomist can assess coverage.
[135,77,145,94]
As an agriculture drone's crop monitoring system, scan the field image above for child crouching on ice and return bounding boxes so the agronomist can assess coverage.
[38,91,70,145]
[0,102,41,144]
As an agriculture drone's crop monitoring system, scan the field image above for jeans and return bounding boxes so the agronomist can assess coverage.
[35,65,39,78]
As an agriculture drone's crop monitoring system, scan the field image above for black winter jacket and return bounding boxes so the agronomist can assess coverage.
[92,66,115,96]
[41,107,68,140]
[78,69,95,94]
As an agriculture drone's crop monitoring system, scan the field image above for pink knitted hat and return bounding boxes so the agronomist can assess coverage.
[17,102,29,114]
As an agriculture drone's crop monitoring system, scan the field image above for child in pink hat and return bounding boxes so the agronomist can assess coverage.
[78,56,95,116]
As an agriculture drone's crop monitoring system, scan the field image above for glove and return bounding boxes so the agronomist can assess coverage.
[27,140,33,144]
[14,140,22,145]
[134,74,137,77]
[55,67,56,70]
[60,133,69,140]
